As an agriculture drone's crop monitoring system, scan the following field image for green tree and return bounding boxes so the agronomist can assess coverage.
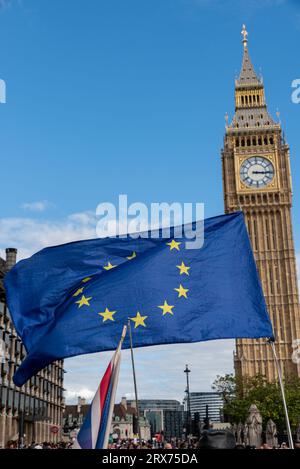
[212,374,300,432]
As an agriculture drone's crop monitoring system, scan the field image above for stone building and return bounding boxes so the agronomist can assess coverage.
[222,26,300,380]
[111,397,151,441]
[63,396,151,442]
[0,248,65,448]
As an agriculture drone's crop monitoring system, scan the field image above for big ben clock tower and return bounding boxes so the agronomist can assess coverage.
[222,26,300,381]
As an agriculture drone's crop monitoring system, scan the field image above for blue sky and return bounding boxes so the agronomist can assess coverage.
[0,0,300,402]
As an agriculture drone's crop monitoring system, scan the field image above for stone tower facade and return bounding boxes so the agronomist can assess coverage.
[0,249,65,447]
[222,26,300,381]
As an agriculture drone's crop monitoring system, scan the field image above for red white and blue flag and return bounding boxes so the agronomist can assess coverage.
[73,327,126,449]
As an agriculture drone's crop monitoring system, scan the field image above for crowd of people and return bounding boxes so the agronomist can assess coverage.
[4,436,300,450]
[5,441,73,449]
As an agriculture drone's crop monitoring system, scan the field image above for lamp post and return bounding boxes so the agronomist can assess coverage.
[184,365,192,437]
[203,404,210,430]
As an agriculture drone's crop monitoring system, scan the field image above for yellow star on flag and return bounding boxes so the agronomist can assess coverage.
[127,251,137,260]
[98,308,116,322]
[103,261,117,271]
[75,295,92,308]
[176,261,190,276]
[73,287,84,297]
[82,277,92,283]
[174,284,189,298]
[130,312,147,328]
[158,301,174,316]
[166,240,181,251]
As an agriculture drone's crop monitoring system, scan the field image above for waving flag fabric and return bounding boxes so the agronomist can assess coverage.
[4,211,274,387]
[73,327,125,449]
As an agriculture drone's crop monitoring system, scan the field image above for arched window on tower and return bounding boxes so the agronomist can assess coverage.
[252,217,258,251]
[270,212,276,250]
[269,264,274,295]
[265,218,270,250]
[274,263,280,295]
[246,215,251,233]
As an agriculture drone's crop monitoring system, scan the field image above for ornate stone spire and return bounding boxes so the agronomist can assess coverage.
[237,24,261,86]
[229,25,276,130]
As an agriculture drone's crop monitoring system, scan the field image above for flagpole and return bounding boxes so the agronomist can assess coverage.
[128,319,143,446]
[268,339,294,449]
[102,325,127,449]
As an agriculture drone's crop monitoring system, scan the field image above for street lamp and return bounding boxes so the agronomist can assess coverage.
[184,365,192,437]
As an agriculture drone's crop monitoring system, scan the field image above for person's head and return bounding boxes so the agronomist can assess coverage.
[164,442,172,449]
[199,430,236,449]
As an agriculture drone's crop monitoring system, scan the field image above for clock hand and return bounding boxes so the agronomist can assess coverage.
[252,171,272,174]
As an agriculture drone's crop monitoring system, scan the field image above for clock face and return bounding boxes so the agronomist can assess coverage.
[240,156,275,188]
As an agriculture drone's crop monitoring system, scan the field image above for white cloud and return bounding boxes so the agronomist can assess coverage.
[21,200,54,212]
[0,204,200,260]
[64,387,95,402]
[0,211,97,260]
[65,340,235,404]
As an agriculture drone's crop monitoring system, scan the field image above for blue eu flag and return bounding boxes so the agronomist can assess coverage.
[4,212,274,386]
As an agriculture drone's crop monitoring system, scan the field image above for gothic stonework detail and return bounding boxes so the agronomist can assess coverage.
[222,26,300,381]
[0,249,65,448]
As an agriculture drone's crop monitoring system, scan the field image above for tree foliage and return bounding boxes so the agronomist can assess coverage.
[212,374,300,432]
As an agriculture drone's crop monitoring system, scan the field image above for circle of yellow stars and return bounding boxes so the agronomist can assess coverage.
[71,241,190,329]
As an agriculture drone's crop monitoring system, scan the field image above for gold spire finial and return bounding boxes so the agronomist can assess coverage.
[241,24,248,48]
[225,112,229,128]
